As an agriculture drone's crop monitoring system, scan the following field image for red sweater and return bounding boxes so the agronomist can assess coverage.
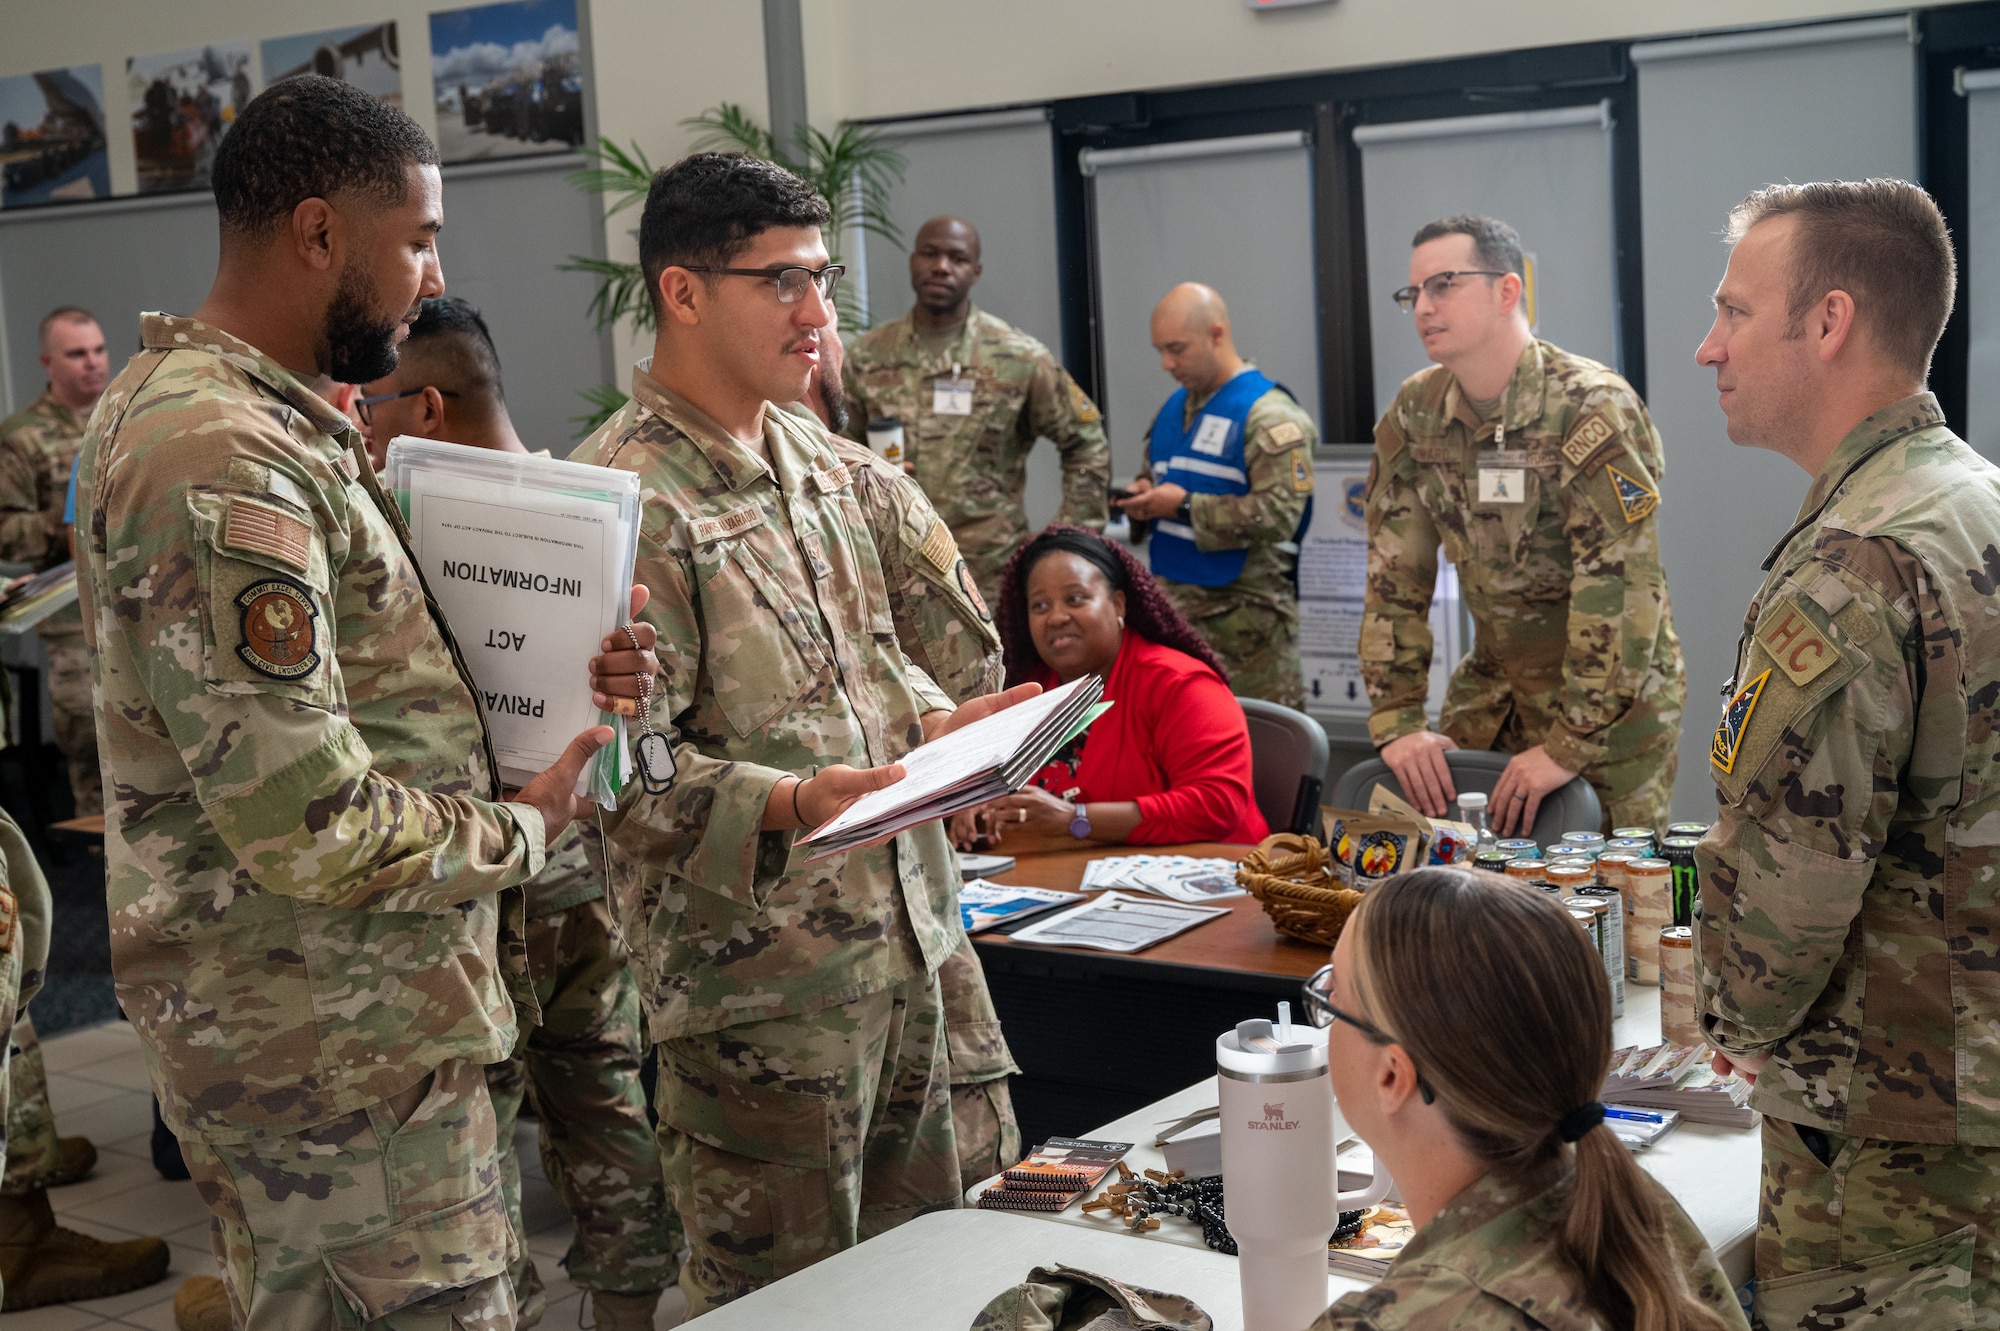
[1031,631,1269,846]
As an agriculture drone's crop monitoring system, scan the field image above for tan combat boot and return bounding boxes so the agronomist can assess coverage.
[44,1136,97,1188]
[591,1287,664,1329]
[0,1188,171,1310]
[174,1274,233,1331]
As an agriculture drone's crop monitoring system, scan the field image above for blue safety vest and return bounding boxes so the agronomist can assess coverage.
[1147,367,1277,587]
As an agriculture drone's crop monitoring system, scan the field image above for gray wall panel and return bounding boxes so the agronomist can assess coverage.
[1090,143,1320,483]
[1636,27,1916,819]
[0,157,610,453]
[863,115,1065,527]
[1360,116,1620,410]
[1967,84,2000,461]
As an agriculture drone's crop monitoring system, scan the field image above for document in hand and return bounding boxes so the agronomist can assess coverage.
[797,673,1109,862]
[384,436,641,805]
[0,561,77,635]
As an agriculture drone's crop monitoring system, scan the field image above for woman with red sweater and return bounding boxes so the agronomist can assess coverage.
[950,526,1268,848]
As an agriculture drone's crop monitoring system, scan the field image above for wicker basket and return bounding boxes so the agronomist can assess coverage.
[1237,833,1365,950]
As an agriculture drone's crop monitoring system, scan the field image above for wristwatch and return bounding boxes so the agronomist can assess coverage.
[1174,499,1193,524]
[1068,802,1093,840]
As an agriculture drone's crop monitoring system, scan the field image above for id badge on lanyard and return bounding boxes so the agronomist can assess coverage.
[932,361,974,416]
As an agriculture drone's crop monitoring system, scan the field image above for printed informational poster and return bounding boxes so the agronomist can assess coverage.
[406,468,627,790]
[1298,449,1462,722]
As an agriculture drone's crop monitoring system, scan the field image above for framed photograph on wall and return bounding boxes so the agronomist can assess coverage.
[261,23,402,108]
[0,66,110,208]
[429,0,584,164]
[127,44,253,195]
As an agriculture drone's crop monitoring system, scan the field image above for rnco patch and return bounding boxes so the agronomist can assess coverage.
[1606,465,1658,523]
[919,518,958,576]
[1561,414,1616,469]
[1711,669,1770,774]
[1755,600,1838,686]
[235,575,321,680]
[955,557,992,622]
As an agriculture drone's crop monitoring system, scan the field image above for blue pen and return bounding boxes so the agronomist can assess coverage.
[1604,1106,1666,1123]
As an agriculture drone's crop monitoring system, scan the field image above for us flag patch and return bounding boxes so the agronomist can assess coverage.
[1711,669,1770,774]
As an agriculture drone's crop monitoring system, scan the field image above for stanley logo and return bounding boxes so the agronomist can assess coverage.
[1249,1101,1300,1131]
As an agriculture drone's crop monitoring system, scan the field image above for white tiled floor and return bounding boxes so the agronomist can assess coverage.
[0,1020,676,1330]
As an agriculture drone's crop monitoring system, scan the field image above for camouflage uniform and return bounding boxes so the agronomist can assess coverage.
[0,390,97,814]
[1140,376,1316,708]
[841,306,1110,600]
[485,823,678,1319]
[582,372,966,1313]
[77,315,547,1330]
[1310,1164,1747,1329]
[1,1019,58,1196]
[1363,340,1686,832]
[826,431,1021,1188]
[1694,393,2000,1328]
[0,809,55,1312]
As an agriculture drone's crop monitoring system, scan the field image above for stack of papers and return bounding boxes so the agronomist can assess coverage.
[384,436,641,806]
[800,674,1109,861]
[1081,854,1246,903]
[957,852,1017,877]
[1005,891,1227,954]
[0,562,77,634]
[1604,1105,1681,1150]
[1603,1044,1756,1128]
[959,879,1082,933]
[1328,1204,1418,1278]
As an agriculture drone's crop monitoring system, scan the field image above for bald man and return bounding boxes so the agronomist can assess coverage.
[1118,283,1316,708]
[843,215,1109,600]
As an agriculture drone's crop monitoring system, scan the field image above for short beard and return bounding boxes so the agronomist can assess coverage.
[819,371,849,435]
[324,262,402,384]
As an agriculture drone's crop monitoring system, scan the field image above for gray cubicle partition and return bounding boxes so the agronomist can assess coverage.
[1634,16,1917,819]
[1356,102,1623,408]
[1083,132,1322,483]
[861,108,1067,528]
[1965,68,2000,461]
[0,154,610,452]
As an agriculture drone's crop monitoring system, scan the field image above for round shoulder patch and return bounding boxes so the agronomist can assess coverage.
[954,557,992,623]
[235,575,321,680]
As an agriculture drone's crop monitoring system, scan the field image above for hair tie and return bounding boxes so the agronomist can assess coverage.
[1557,1102,1605,1142]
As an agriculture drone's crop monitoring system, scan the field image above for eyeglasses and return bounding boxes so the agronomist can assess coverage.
[1301,963,1436,1104]
[1391,270,1508,312]
[354,386,458,425]
[682,263,845,304]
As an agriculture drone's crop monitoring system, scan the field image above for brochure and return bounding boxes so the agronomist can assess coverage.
[1006,891,1228,954]
[959,879,1084,933]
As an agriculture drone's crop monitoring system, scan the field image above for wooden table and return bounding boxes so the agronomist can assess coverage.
[971,842,1330,1147]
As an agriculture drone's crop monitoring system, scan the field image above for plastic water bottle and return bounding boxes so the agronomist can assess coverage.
[1457,791,1498,855]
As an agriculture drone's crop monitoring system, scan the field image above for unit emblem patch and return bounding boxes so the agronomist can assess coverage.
[1607,465,1659,523]
[1711,669,1770,774]
[955,557,991,622]
[236,575,320,680]
[1755,602,1838,686]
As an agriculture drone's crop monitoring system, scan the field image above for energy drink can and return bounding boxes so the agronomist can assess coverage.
[1574,887,1626,1017]
[1665,822,1710,839]
[1660,836,1701,926]
[1473,851,1514,873]
[1496,839,1539,860]
[1503,859,1547,881]
[1558,832,1606,860]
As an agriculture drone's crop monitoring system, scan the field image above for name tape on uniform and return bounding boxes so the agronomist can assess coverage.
[1755,601,1838,686]
[687,503,765,546]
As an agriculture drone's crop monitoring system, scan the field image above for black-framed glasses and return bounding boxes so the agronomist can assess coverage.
[1302,963,1436,1104]
[354,386,458,425]
[1391,270,1508,312]
[683,263,845,304]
